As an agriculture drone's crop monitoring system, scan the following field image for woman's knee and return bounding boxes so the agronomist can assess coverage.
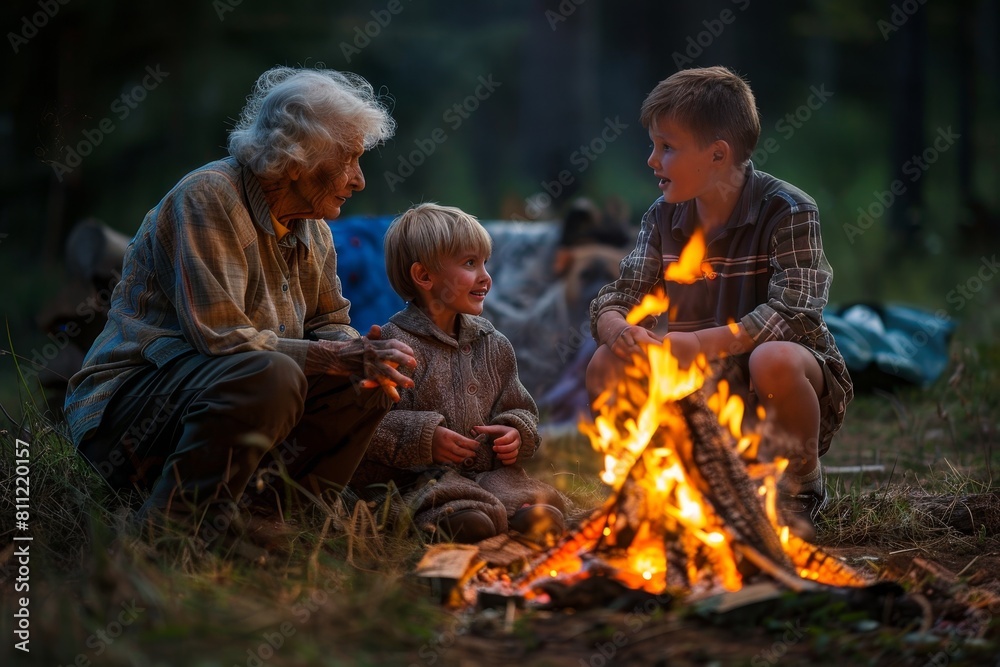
[259,351,308,389]
[200,351,308,422]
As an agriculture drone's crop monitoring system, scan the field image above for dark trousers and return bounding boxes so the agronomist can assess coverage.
[78,350,392,520]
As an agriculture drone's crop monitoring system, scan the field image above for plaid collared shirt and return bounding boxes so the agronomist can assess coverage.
[590,163,853,449]
[65,157,358,446]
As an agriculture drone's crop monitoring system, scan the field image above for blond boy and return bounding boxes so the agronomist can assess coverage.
[351,204,565,543]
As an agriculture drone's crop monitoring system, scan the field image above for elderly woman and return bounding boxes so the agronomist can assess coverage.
[64,67,417,539]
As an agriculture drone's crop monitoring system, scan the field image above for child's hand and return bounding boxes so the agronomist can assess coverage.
[610,325,663,361]
[664,331,701,369]
[473,424,521,466]
[431,426,481,465]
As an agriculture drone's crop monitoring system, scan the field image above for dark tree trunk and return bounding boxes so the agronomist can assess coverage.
[887,1,927,249]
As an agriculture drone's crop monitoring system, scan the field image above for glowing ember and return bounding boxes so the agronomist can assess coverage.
[516,233,868,599]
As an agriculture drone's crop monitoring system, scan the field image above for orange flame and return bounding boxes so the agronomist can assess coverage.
[664,229,714,284]
[520,229,868,598]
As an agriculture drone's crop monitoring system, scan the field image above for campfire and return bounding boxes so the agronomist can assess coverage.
[514,229,869,599]
[407,231,1000,653]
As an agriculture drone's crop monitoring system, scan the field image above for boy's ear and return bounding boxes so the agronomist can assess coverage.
[710,139,731,164]
[410,262,433,290]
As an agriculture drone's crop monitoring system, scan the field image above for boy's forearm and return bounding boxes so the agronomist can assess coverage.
[695,323,755,359]
[598,311,755,359]
[595,311,629,346]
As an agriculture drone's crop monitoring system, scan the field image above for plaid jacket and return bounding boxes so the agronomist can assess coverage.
[590,163,853,450]
[64,157,358,446]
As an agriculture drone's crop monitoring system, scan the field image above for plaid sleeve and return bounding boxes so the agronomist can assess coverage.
[589,204,664,341]
[741,211,833,345]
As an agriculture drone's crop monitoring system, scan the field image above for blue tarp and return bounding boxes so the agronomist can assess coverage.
[328,216,404,332]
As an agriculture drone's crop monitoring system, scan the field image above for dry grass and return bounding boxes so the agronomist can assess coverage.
[0,339,997,665]
[820,470,998,551]
[0,399,449,666]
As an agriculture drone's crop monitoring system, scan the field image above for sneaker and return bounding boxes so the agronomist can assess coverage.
[510,504,565,547]
[777,490,827,542]
[436,508,498,544]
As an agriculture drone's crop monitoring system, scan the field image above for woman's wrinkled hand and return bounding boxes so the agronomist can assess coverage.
[306,325,416,401]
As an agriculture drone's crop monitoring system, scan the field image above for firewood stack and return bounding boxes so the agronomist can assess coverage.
[515,388,869,598]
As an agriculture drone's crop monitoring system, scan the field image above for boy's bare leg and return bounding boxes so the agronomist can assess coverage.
[747,341,825,484]
[585,344,623,404]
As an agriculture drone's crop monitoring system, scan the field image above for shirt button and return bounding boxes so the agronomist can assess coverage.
[461,344,472,355]
[467,384,478,395]
[282,284,288,292]
[279,324,285,333]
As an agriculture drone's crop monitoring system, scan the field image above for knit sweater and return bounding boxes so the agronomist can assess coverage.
[352,304,540,492]
[351,305,567,534]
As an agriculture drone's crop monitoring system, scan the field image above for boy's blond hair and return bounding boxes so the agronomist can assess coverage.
[384,203,493,302]
[640,66,760,164]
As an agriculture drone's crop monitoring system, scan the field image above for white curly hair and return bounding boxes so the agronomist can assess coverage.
[228,66,395,179]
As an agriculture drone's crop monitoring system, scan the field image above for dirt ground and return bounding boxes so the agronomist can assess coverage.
[418,538,1000,667]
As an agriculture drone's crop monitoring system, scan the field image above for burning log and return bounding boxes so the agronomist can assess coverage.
[511,232,870,600]
[514,377,872,598]
[516,386,870,599]
[674,391,790,573]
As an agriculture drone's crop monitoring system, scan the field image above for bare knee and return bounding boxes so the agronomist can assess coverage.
[749,342,822,396]
[586,344,620,401]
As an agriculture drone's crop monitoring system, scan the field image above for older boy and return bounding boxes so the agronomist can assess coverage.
[351,204,566,544]
[587,67,853,532]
